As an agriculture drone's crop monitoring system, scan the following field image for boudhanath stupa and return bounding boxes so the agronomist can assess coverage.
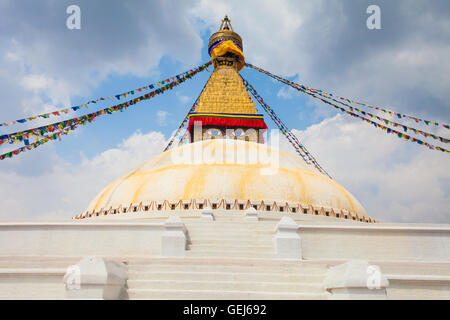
[0,16,448,300]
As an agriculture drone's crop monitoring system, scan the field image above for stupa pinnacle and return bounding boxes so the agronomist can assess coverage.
[208,15,244,71]
[189,16,267,143]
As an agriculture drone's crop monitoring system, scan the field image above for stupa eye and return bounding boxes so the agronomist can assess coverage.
[205,128,222,136]
[233,129,245,137]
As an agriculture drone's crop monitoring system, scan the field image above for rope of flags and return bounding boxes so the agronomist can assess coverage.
[241,75,332,178]
[247,63,448,144]
[164,71,213,152]
[1,62,210,147]
[246,63,450,154]
[0,62,210,161]
[309,92,450,153]
[1,129,70,160]
[0,65,211,128]
[246,63,450,130]
[313,90,449,144]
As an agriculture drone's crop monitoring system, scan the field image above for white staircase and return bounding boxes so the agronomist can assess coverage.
[0,257,77,299]
[185,215,275,259]
[127,214,330,299]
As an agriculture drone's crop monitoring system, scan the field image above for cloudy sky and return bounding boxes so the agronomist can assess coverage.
[0,0,448,223]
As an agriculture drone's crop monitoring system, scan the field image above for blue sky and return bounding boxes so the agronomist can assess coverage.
[34,40,319,163]
[53,61,316,163]
[0,27,317,163]
[0,0,448,223]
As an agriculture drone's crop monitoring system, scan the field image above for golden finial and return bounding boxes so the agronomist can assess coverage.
[208,15,244,71]
[209,15,242,52]
[219,15,234,32]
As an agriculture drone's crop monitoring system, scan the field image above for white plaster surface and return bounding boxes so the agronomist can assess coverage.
[64,256,128,300]
[245,207,259,221]
[274,216,302,260]
[161,215,187,257]
[0,212,449,300]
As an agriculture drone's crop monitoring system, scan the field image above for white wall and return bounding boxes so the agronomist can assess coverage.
[0,221,164,257]
[298,224,450,262]
[1,214,449,263]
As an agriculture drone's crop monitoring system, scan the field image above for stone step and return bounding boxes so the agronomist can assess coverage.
[183,217,274,222]
[185,250,274,259]
[187,244,273,253]
[0,260,77,269]
[185,223,275,229]
[127,271,325,283]
[127,279,324,293]
[187,231,274,237]
[0,268,66,277]
[188,234,272,241]
[127,263,328,274]
[184,222,276,228]
[191,238,273,246]
[197,219,263,223]
[187,233,273,239]
[183,220,275,225]
[379,263,450,277]
[187,215,248,220]
[186,226,275,234]
[0,283,66,300]
[186,231,273,238]
[127,265,327,275]
[128,288,329,300]
[188,237,272,244]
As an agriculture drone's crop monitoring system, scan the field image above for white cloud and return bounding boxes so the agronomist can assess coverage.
[0,0,203,120]
[280,114,450,224]
[176,91,192,104]
[0,130,167,220]
[277,87,295,99]
[20,74,48,91]
[157,110,169,126]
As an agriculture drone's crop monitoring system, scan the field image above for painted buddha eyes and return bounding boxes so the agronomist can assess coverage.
[205,128,222,137]
[204,128,252,139]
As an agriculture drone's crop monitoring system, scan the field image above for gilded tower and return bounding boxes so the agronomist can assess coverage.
[187,16,268,143]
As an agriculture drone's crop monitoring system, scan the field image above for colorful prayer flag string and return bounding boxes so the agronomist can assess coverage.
[246,63,450,154]
[246,63,450,130]
[0,64,211,128]
[0,62,210,161]
[0,129,68,160]
[264,69,449,144]
[305,91,450,153]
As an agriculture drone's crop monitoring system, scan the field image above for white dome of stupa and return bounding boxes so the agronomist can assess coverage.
[81,139,371,221]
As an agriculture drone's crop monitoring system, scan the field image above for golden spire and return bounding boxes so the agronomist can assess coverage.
[197,16,253,114]
[219,15,234,31]
[195,68,257,114]
[188,16,265,143]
